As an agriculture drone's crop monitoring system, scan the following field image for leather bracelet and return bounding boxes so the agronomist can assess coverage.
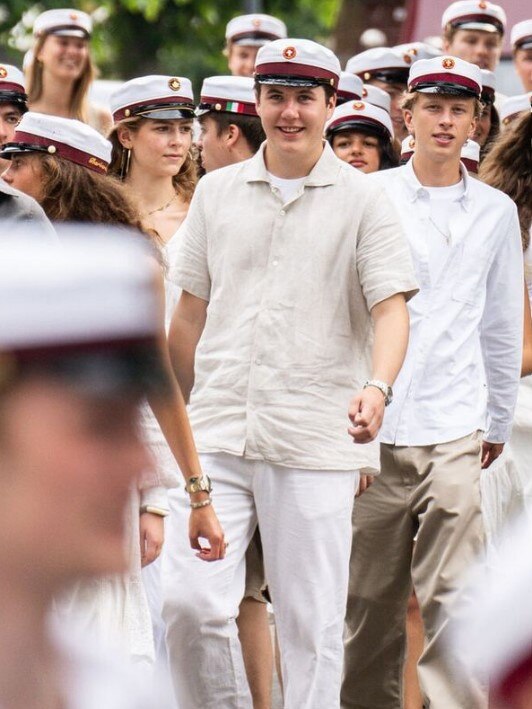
[139,505,169,517]
[190,498,212,510]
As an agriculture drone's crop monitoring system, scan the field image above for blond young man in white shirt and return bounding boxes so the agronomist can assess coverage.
[162,38,418,709]
[342,56,523,709]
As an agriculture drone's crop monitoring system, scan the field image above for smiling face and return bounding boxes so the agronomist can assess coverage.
[36,34,89,81]
[443,29,502,70]
[331,129,381,173]
[404,93,477,164]
[228,43,259,77]
[118,117,193,179]
[255,83,335,163]
[0,378,150,586]
[1,153,44,202]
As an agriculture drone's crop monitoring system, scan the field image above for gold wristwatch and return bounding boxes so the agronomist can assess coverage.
[185,475,212,495]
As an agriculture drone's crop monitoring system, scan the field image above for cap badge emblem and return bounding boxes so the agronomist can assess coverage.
[69,12,78,20]
[442,57,455,69]
[252,18,261,28]
[47,145,57,154]
[478,1,487,8]
[214,103,222,111]
[410,48,418,56]
[0,66,6,78]
[403,54,412,64]
[363,71,371,81]
[409,138,415,149]
[169,78,181,91]
[124,108,131,117]
[353,101,365,110]
[283,46,297,60]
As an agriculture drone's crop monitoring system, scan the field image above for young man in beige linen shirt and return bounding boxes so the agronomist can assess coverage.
[162,38,418,709]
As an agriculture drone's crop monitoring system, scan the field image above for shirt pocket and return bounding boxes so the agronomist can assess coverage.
[451,241,491,307]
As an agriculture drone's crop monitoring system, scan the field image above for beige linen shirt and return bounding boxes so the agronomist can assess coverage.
[176,142,418,472]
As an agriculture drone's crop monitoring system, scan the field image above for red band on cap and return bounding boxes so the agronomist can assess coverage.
[497,649,532,703]
[401,148,415,159]
[113,95,194,122]
[461,157,479,173]
[409,72,480,93]
[199,95,258,117]
[13,131,108,174]
[12,335,158,363]
[450,13,504,32]
[0,82,26,95]
[337,88,362,101]
[255,61,339,88]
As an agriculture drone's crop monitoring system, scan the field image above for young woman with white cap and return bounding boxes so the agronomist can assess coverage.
[27,8,111,135]
[0,111,225,668]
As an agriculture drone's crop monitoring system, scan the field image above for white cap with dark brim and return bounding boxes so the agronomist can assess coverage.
[196,76,258,117]
[0,63,27,109]
[111,75,195,122]
[480,68,496,103]
[33,8,92,38]
[255,38,341,90]
[325,99,394,140]
[361,84,391,113]
[393,42,442,62]
[441,0,506,35]
[499,92,532,125]
[0,112,111,174]
[400,135,416,161]
[226,14,287,47]
[408,55,482,98]
[461,138,480,172]
[337,72,364,104]
[511,19,532,50]
[345,47,412,84]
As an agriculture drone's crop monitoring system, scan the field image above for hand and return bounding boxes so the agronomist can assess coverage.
[139,512,164,567]
[356,474,375,497]
[189,505,226,562]
[481,441,504,469]
[348,387,386,444]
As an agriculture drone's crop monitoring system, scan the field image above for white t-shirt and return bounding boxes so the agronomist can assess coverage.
[267,171,306,204]
[425,180,465,283]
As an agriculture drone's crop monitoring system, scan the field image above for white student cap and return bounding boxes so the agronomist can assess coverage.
[226,14,287,47]
[325,100,394,140]
[337,72,364,104]
[33,8,92,39]
[480,69,496,103]
[0,231,166,396]
[460,139,480,172]
[441,0,506,35]
[499,92,532,125]
[0,112,111,174]
[393,42,442,62]
[511,20,532,50]
[361,84,391,113]
[408,55,482,98]
[196,76,258,117]
[345,47,412,84]
[111,75,195,122]
[400,135,416,161]
[0,64,27,109]
[255,38,341,90]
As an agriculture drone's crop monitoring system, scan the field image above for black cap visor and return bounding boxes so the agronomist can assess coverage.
[0,142,47,160]
[413,82,480,98]
[0,91,28,111]
[137,105,195,120]
[255,74,334,89]
[327,119,390,141]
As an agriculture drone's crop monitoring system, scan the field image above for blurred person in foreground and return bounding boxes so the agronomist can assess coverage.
[0,231,167,709]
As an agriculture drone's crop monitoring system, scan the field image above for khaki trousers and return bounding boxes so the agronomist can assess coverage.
[342,432,488,709]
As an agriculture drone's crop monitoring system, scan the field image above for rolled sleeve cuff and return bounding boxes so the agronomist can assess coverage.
[365,279,419,312]
[140,486,168,511]
[484,422,513,444]
[175,268,210,301]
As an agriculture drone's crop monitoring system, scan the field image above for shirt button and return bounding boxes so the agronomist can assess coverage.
[280,210,286,216]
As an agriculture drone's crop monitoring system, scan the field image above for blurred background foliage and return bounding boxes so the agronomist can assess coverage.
[0,0,343,88]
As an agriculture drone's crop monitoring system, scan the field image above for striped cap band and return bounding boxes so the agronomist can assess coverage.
[198,96,258,117]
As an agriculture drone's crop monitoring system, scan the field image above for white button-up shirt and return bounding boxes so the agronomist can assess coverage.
[371,160,523,446]
[175,143,418,472]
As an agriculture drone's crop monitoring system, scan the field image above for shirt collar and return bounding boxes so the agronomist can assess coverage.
[244,140,341,187]
[401,157,472,212]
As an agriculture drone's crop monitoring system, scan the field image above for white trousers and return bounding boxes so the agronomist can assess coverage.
[162,452,358,709]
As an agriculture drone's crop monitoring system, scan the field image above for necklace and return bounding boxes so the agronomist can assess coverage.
[428,216,451,246]
[144,192,178,217]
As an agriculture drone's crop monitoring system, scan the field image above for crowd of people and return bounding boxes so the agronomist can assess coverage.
[0,1,531,708]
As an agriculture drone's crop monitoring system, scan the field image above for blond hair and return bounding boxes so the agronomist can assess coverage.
[27,34,95,122]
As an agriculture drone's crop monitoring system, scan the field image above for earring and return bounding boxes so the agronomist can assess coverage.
[119,148,131,180]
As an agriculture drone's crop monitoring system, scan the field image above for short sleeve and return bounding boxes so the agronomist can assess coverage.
[174,180,211,301]
[356,185,419,311]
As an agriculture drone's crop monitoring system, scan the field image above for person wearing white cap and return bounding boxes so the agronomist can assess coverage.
[393,41,443,62]
[225,13,287,78]
[0,231,170,709]
[163,36,418,708]
[337,71,364,105]
[511,19,532,92]
[361,83,392,112]
[195,75,265,173]
[346,47,413,140]
[325,99,398,173]
[499,92,532,127]
[0,64,27,171]
[343,55,524,709]
[27,8,111,135]
[473,68,499,155]
[441,0,506,71]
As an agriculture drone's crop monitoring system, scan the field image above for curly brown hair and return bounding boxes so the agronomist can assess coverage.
[27,34,95,123]
[107,118,197,202]
[479,112,531,251]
